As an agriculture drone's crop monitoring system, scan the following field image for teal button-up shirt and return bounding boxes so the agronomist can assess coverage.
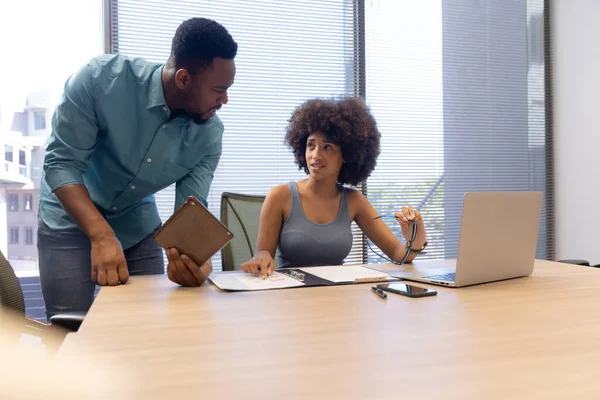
[40,54,224,250]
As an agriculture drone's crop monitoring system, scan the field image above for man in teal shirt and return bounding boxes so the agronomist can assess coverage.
[38,18,237,319]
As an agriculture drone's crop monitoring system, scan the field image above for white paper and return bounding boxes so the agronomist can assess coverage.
[298,265,393,283]
[209,271,305,291]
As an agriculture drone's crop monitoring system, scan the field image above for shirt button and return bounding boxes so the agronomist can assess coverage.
[147,158,152,163]
[131,185,136,190]
[162,124,166,129]
[112,207,118,211]
[162,106,167,112]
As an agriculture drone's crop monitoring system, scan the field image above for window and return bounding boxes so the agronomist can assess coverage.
[34,111,46,130]
[5,145,13,162]
[109,0,364,269]
[25,227,34,245]
[24,194,33,211]
[0,0,101,294]
[9,227,19,245]
[7,194,18,212]
[18,149,27,176]
[109,0,551,268]
[363,0,550,262]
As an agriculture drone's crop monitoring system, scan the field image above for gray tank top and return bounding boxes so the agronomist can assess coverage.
[278,182,353,268]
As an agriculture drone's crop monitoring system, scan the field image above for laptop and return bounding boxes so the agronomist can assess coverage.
[397,191,543,288]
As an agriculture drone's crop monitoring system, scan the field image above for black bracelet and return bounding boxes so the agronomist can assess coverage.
[409,241,428,253]
[367,221,419,265]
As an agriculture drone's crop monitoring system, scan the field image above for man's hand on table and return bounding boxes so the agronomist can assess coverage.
[91,232,129,286]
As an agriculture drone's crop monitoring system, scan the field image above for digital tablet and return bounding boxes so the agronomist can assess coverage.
[153,196,234,266]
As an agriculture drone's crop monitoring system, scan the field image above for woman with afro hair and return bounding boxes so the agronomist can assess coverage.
[241,97,428,277]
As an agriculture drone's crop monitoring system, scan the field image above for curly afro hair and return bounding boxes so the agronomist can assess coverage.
[284,97,381,186]
[169,17,237,72]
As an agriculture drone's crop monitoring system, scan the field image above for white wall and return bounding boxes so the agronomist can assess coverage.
[552,0,600,265]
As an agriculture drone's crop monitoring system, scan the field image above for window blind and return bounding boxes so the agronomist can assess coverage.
[363,0,551,262]
[108,0,365,269]
[108,0,552,269]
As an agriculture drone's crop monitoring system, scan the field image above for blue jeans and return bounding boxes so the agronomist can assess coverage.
[37,219,164,320]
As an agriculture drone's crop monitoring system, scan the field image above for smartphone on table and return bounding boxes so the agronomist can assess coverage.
[377,282,437,298]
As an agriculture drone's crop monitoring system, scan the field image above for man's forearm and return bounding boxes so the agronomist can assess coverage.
[54,184,113,240]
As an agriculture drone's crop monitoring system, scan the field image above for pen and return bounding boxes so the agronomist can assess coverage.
[371,286,387,299]
[355,276,389,283]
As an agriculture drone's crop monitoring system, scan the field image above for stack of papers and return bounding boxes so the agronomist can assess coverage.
[297,265,392,283]
[209,271,304,291]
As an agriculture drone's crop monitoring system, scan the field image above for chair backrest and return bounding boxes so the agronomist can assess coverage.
[220,192,266,271]
[0,250,25,314]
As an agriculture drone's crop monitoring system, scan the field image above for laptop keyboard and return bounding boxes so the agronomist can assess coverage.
[422,273,456,282]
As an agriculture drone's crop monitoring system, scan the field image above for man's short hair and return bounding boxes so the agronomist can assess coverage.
[169,17,237,72]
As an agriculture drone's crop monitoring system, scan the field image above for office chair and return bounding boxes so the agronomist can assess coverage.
[0,250,85,331]
[220,192,268,271]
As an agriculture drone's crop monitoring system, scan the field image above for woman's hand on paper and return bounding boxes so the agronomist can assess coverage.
[166,248,212,287]
[395,206,427,248]
[241,250,276,279]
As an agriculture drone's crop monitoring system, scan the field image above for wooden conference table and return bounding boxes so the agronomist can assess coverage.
[57,259,600,399]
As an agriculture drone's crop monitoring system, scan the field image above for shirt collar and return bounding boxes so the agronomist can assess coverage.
[146,65,168,110]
